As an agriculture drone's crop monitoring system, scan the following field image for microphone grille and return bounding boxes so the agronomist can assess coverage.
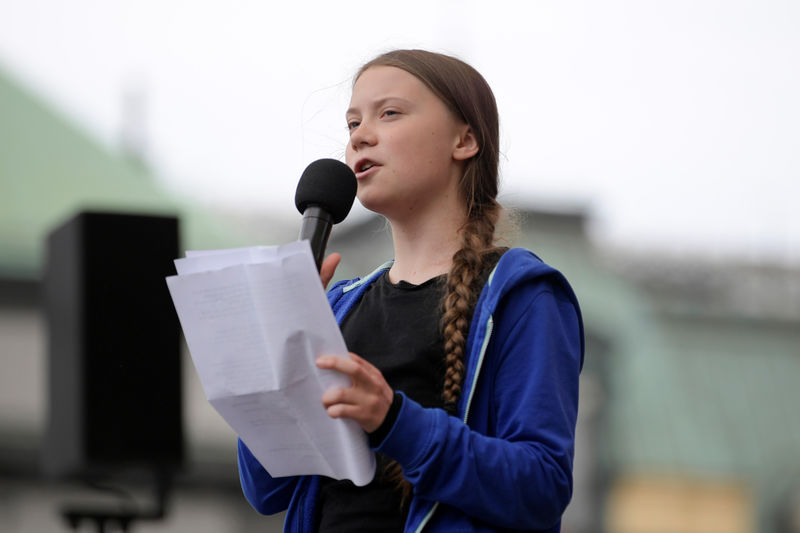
[294,159,357,224]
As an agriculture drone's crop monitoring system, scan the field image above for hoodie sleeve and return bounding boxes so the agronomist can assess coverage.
[237,438,299,515]
[374,277,583,530]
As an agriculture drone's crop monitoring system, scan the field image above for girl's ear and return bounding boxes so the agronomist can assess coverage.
[453,125,480,161]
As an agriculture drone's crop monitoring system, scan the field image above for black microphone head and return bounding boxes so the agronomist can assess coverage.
[294,159,357,224]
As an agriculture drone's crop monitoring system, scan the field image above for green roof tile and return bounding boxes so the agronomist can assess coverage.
[0,66,245,277]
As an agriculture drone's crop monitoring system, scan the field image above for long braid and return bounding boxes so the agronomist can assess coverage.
[441,205,502,412]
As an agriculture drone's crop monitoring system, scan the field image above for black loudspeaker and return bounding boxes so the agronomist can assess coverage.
[44,212,183,478]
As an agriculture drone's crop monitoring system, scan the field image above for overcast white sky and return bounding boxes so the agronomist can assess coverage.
[1,0,799,263]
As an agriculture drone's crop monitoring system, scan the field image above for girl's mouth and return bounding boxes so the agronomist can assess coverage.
[355,159,380,179]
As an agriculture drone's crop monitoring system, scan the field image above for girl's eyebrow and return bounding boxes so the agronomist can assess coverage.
[346,97,412,117]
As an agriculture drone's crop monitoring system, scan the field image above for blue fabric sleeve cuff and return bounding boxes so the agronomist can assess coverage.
[367,392,403,447]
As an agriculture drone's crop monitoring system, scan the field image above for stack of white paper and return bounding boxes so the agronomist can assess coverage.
[165,240,375,486]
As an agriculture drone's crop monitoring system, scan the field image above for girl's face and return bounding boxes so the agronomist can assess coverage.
[345,66,473,220]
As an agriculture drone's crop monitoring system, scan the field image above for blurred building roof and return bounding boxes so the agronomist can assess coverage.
[0,66,290,279]
[602,255,800,485]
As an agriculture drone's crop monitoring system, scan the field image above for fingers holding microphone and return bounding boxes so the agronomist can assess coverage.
[320,253,341,289]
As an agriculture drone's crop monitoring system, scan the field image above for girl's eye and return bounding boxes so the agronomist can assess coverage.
[347,120,360,132]
[383,110,398,118]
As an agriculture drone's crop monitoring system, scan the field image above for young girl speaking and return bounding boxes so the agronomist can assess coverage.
[238,49,584,533]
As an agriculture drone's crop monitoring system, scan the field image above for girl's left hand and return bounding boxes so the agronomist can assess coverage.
[316,352,394,433]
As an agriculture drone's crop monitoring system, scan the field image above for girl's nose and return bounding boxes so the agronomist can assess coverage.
[349,121,377,150]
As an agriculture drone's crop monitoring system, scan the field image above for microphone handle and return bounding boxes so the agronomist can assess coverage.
[298,206,333,272]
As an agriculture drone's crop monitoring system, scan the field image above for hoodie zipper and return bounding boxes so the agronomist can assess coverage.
[413,314,495,532]
[463,316,494,424]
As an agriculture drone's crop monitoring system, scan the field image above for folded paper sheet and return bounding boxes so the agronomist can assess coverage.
[166,240,375,486]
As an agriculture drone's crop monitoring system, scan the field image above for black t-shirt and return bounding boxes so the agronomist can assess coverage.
[316,271,446,533]
[341,272,447,409]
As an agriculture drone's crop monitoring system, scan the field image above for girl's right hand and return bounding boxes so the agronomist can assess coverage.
[316,352,394,433]
[320,253,341,289]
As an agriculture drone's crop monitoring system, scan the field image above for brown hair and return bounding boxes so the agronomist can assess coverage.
[355,49,504,502]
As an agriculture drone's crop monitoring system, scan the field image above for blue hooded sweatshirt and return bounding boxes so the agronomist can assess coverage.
[238,248,584,532]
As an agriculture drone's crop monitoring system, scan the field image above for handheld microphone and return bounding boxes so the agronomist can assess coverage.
[294,159,357,271]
